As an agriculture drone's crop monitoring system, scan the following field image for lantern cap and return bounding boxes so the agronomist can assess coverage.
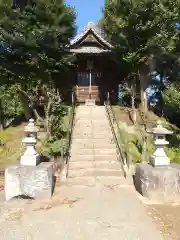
[24,118,38,133]
[152,120,173,135]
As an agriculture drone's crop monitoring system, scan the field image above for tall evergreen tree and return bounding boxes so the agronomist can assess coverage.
[102,0,180,113]
[0,0,76,87]
[0,0,76,129]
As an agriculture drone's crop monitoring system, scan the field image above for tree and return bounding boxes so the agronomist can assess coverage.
[163,82,180,126]
[102,0,180,113]
[0,0,76,85]
[0,0,76,128]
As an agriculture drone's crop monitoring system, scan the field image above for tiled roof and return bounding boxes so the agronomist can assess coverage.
[70,22,113,48]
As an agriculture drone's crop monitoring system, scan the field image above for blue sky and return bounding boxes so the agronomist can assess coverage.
[66,0,105,33]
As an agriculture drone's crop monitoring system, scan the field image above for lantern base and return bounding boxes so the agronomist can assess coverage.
[20,153,40,166]
[150,155,170,167]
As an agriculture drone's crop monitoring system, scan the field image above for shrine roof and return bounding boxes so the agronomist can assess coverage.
[70,22,113,50]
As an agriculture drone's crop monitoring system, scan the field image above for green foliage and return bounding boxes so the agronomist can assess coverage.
[49,104,68,142]
[0,0,76,88]
[166,147,180,163]
[0,85,23,127]
[38,104,71,158]
[163,83,180,125]
[119,128,154,163]
[103,0,180,71]
[43,139,67,157]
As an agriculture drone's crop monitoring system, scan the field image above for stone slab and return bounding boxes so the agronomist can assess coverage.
[135,163,180,201]
[5,162,54,201]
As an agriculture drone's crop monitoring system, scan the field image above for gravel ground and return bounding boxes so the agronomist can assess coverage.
[147,203,180,240]
[0,185,163,240]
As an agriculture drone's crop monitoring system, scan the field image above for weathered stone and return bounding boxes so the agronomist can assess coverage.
[5,162,54,201]
[135,163,180,201]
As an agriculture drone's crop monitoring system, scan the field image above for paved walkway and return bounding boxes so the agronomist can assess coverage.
[0,105,163,239]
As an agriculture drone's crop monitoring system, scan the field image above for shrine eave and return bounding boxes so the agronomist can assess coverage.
[70,47,111,54]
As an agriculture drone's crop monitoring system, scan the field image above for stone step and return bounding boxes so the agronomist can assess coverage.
[70,148,117,155]
[71,143,94,150]
[72,139,114,144]
[70,149,93,155]
[94,148,117,155]
[75,121,109,125]
[69,161,122,170]
[73,131,111,135]
[66,175,127,187]
[70,154,94,161]
[70,154,118,162]
[68,168,122,178]
[72,135,112,140]
[73,130,111,134]
[94,154,118,161]
[93,143,116,149]
[71,143,116,150]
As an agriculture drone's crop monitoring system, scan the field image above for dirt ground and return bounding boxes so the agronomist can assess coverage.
[147,203,180,240]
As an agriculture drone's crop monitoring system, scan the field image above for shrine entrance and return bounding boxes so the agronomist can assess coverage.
[69,22,119,104]
[76,60,102,102]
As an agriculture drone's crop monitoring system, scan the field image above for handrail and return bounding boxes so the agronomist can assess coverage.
[104,100,126,177]
[108,103,129,165]
[64,91,76,164]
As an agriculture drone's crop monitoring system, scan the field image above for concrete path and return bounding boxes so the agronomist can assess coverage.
[0,105,163,240]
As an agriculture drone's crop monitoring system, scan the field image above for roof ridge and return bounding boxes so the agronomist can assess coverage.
[70,22,113,48]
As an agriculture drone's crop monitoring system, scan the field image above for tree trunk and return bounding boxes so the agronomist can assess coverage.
[0,98,4,131]
[159,73,164,117]
[139,69,149,113]
[18,90,32,120]
[131,77,137,125]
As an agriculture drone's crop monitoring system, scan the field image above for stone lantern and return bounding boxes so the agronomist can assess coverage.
[20,118,40,166]
[5,118,54,201]
[150,120,173,167]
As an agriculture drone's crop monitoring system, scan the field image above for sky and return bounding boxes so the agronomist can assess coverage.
[66,0,105,33]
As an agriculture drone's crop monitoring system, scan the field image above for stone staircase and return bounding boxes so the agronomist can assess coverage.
[67,105,125,187]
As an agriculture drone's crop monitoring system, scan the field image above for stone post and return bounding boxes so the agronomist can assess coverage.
[150,121,173,167]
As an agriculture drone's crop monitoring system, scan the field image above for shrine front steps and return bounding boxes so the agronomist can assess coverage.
[68,168,123,178]
[69,160,122,170]
[70,154,118,162]
[72,134,112,139]
[70,148,117,156]
[66,176,128,187]
[70,144,116,151]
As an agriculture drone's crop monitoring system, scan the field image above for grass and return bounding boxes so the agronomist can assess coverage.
[0,105,72,169]
[0,124,25,168]
[112,105,180,164]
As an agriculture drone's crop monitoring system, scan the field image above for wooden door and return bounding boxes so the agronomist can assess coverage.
[75,72,100,102]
